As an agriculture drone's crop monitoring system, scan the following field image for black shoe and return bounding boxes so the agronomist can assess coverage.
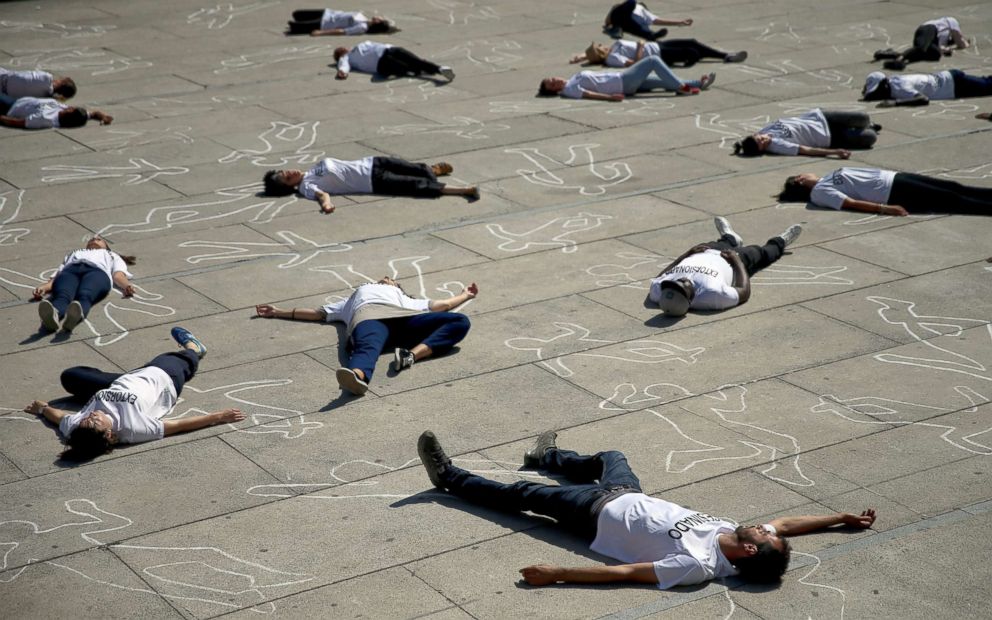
[393,348,415,372]
[873,48,899,60]
[651,27,668,40]
[871,123,883,132]
[523,431,558,469]
[883,59,906,71]
[418,431,452,489]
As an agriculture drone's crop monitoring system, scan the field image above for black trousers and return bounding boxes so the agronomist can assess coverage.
[376,47,440,77]
[903,24,941,63]
[704,237,785,276]
[287,9,323,34]
[607,0,663,40]
[888,172,992,215]
[822,111,877,149]
[60,350,200,400]
[370,156,444,197]
[658,39,726,66]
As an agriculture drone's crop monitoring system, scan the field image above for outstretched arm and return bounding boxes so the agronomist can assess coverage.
[769,509,876,536]
[25,400,70,424]
[112,271,134,297]
[877,94,928,107]
[313,189,335,213]
[581,91,624,101]
[88,110,113,125]
[162,409,246,436]
[721,250,751,305]
[0,115,27,128]
[519,563,658,586]
[428,283,478,312]
[797,146,851,159]
[255,304,325,321]
[311,28,346,36]
[840,197,908,216]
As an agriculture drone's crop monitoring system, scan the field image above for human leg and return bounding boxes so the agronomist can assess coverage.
[60,366,123,399]
[377,47,441,77]
[608,0,655,39]
[903,24,941,63]
[394,312,471,356]
[660,39,728,64]
[347,319,391,381]
[621,56,683,93]
[951,70,992,99]
[370,157,446,198]
[733,238,786,276]
[142,350,200,396]
[889,173,992,215]
[48,264,83,319]
[74,267,112,317]
[823,111,877,149]
[291,10,324,20]
[539,448,643,490]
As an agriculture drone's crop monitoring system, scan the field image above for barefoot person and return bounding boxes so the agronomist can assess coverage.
[25,327,245,462]
[262,157,479,213]
[418,430,878,588]
[255,277,477,395]
[540,56,714,100]
[32,235,136,333]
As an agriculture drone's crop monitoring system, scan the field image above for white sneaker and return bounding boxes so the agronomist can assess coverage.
[778,224,803,247]
[62,300,84,332]
[38,299,60,332]
[714,217,743,247]
[439,66,455,81]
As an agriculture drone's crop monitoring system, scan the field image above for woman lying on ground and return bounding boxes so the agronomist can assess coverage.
[571,39,746,69]
[733,108,881,158]
[779,167,992,216]
[32,235,136,333]
[540,56,714,100]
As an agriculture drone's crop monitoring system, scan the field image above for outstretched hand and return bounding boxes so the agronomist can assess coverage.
[519,564,561,586]
[255,304,280,318]
[841,509,876,529]
[217,408,246,423]
[32,287,45,301]
[464,282,479,298]
[24,400,48,415]
[121,284,135,297]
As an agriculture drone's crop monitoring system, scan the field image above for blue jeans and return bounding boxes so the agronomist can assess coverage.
[620,56,692,94]
[348,312,471,381]
[60,350,200,399]
[49,262,112,319]
[442,449,643,541]
[950,69,992,99]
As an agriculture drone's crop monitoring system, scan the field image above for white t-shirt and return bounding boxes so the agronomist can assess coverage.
[59,367,177,444]
[605,40,661,67]
[0,68,54,98]
[57,249,133,285]
[889,71,955,101]
[6,96,66,129]
[339,40,391,74]
[320,9,369,34]
[810,167,897,210]
[299,156,375,198]
[561,71,624,99]
[923,17,961,47]
[649,249,740,311]
[631,4,659,29]
[590,493,742,589]
[759,108,831,156]
[321,283,431,326]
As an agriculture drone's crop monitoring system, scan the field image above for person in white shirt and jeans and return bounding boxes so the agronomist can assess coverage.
[418,430,877,588]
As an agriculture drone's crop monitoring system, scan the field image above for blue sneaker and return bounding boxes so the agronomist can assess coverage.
[171,326,207,358]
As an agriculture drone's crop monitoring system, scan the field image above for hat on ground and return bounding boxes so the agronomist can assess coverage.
[863,71,886,96]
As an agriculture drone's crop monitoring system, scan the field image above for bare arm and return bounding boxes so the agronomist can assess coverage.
[255,304,326,321]
[654,18,693,26]
[311,28,346,36]
[840,197,908,216]
[581,91,624,102]
[88,110,113,125]
[428,283,478,312]
[25,400,70,424]
[635,41,645,61]
[656,244,709,277]
[721,250,751,305]
[949,31,969,50]
[33,277,55,300]
[112,271,134,297]
[0,115,27,128]
[877,94,929,107]
[769,509,876,536]
[797,146,851,159]
[313,189,335,213]
[519,563,658,586]
[163,409,246,436]
[569,53,586,64]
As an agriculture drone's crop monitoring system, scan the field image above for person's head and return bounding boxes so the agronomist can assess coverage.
[733,133,770,156]
[60,410,118,462]
[376,275,407,294]
[777,173,819,202]
[731,525,791,584]
[367,16,398,34]
[52,77,77,100]
[585,42,610,64]
[658,278,694,316]
[333,47,350,63]
[861,71,890,101]
[86,235,109,250]
[58,107,89,128]
[538,77,566,96]
[263,169,304,196]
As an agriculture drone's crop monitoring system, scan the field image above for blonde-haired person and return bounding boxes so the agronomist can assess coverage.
[571,39,745,68]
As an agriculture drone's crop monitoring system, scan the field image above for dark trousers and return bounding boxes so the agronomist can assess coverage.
[442,449,643,541]
[658,39,727,66]
[950,69,992,99]
[376,47,440,77]
[348,312,470,381]
[49,263,112,319]
[607,0,663,40]
[889,172,992,216]
[287,9,322,34]
[60,350,200,399]
[903,24,941,63]
[370,156,445,198]
[822,111,877,149]
[704,237,785,276]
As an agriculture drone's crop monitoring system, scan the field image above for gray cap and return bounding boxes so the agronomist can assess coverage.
[863,71,886,96]
[658,280,692,316]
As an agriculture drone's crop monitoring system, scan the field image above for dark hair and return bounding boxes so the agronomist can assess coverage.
[537,80,557,97]
[862,79,890,101]
[367,20,389,34]
[61,426,114,462]
[58,107,89,128]
[777,177,813,203]
[53,77,77,99]
[118,253,137,266]
[263,170,295,196]
[734,539,791,584]
[333,47,348,62]
[733,135,761,157]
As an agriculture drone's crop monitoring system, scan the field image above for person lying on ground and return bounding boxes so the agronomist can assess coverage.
[571,39,746,68]
[861,69,992,107]
[286,8,397,35]
[604,0,693,41]
[0,96,111,129]
[540,56,714,100]
[334,41,454,81]
[733,108,880,158]
[0,67,76,104]
[873,17,969,71]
